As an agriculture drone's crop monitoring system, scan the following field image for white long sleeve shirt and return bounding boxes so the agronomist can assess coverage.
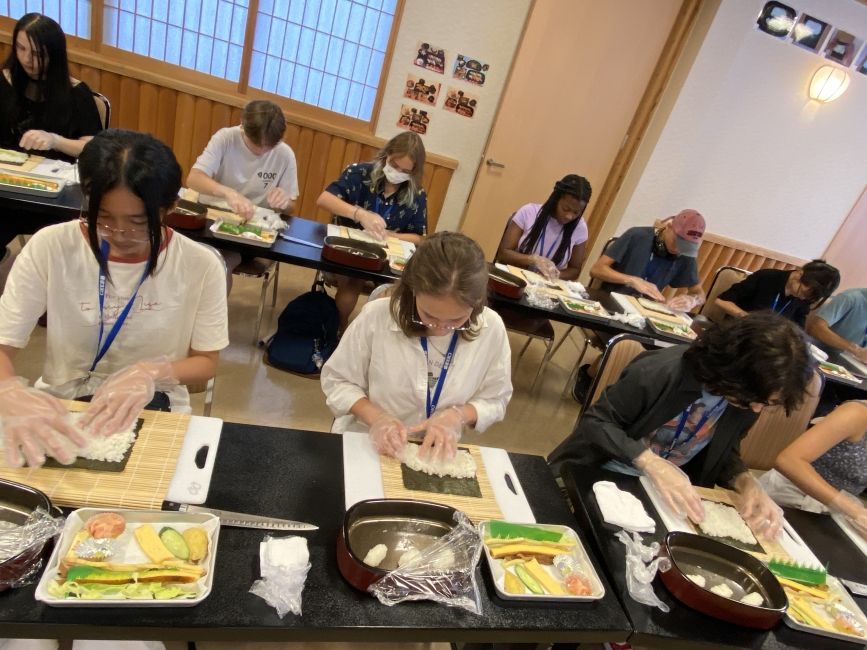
[321,298,512,434]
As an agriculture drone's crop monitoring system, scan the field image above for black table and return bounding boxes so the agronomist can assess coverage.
[562,465,867,650]
[0,425,632,643]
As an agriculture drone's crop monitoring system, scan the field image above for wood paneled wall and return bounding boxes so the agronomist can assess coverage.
[0,42,456,230]
[663,232,805,299]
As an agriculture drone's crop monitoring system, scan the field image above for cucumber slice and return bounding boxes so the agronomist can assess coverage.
[488,520,563,543]
[514,564,544,594]
[158,527,190,560]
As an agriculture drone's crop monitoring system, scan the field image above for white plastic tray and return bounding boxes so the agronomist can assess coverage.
[209,220,276,248]
[0,169,66,198]
[35,508,220,607]
[559,295,611,319]
[479,520,605,602]
[783,575,867,644]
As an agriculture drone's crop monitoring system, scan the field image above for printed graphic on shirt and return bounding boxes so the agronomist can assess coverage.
[648,398,725,466]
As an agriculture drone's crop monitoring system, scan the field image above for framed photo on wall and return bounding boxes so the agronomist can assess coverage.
[756,1,796,38]
[855,45,867,76]
[790,13,831,52]
[822,29,861,67]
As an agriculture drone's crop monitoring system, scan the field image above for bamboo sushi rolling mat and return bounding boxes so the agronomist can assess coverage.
[626,295,691,326]
[0,155,45,173]
[694,486,791,562]
[0,400,189,509]
[380,443,503,522]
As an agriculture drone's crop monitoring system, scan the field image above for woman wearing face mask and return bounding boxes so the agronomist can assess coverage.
[0,130,229,468]
[321,232,512,461]
[316,132,428,330]
[0,13,102,162]
[496,174,592,281]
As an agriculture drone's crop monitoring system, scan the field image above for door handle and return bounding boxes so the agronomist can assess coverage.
[485,158,506,169]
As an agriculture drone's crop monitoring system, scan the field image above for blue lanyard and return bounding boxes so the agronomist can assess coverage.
[373,195,395,225]
[862,325,867,348]
[642,251,660,282]
[420,331,460,418]
[537,227,560,260]
[89,240,149,373]
[663,397,726,458]
[771,292,792,315]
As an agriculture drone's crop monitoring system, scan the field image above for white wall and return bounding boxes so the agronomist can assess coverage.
[613,0,867,260]
[374,0,530,231]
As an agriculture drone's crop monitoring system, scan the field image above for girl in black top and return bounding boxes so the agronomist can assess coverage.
[1,13,102,163]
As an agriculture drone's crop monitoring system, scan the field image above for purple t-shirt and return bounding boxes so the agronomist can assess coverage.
[511,203,589,270]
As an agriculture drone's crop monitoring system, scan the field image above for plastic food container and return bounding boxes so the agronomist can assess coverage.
[210,220,276,248]
[0,479,59,591]
[488,266,527,299]
[322,236,387,272]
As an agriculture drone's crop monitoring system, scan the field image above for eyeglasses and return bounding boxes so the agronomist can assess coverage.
[79,217,151,243]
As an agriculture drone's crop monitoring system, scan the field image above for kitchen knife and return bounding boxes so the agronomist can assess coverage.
[178,504,318,531]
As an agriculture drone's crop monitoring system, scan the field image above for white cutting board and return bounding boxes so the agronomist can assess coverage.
[342,431,535,522]
[165,415,222,504]
[832,513,867,559]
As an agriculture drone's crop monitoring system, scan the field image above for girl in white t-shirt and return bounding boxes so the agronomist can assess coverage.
[496,174,592,281]
[0,129,229,468]
[321,232,512,461]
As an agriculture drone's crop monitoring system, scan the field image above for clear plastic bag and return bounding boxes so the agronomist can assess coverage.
[616,530,671,613]
[0,507,64,589]
[368,512,483,615]
[249,535,311,618]
[525,284,558,310]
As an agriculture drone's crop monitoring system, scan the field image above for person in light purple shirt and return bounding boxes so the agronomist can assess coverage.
[496,174,592,281]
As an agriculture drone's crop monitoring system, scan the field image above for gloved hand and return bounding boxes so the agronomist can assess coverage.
[667,293,703,313]
[407,406,466,462]
[529,255,560,280]
[830,490,867,539]
[634,450,705,523]
[734,473,783,540]
[850,346,867,364]
[79,359,177,437]
[224,189,254,221]
[19,129,59,151]
[355,209,387,240]
[266,187,292,212]
[626,277,666,302]
[369,412,407,457]
[0,378,85,468]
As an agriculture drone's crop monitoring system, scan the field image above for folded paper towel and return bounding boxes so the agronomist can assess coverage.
[250,535,311,617]
[593,480,656,533]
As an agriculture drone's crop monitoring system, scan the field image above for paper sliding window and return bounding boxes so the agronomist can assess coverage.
[249,0,396,121]
[1,0,91,38]
[102,0,249,82]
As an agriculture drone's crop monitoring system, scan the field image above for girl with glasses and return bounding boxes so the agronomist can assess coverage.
[321,232,512,461]
[0,129,228,468]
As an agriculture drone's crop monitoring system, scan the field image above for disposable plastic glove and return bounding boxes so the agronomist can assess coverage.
[19,129,58,151]
[667,293,703,313]
[407,406,465,462]
[0,378,85,468]
[79,359,177,437]
[634,450,705,523]
[356,209,387,241]
[734,473,783,540]
[266,187,292,212]
[529,255,560,281]
[224,189,254,221]
[369,412,407,457]
[626,277,666,302]
[830,490,867,539]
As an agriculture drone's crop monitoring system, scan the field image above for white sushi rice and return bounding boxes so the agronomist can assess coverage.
[740,592,764,606]
[398,444,476,479]
[687,573,707,588]
[710,583,733,598]
[363,543,388,567]
[70,413,138,462]
[697,501,758,546]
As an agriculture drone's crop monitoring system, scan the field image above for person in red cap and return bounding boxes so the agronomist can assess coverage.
[570,210,708,403]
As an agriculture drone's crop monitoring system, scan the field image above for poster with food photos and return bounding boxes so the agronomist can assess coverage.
[443,87,478,119]
[397,104,431,135]
[403,74,441,106]
[453,54,490,86]
[413,42,446,74]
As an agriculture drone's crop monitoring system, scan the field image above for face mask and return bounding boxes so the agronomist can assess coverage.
[383,162,411,185]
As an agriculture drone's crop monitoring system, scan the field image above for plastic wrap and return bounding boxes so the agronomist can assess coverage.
[0,507,64,589]
[609,311,646,329]
[368,512,483,615]
[249,535,311,618]
[616,530,671,613]
[525,285,558,310]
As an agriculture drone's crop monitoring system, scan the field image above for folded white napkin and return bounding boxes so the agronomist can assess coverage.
[593,480,656,533]
[810,344,829,362]
[250,536,311,617]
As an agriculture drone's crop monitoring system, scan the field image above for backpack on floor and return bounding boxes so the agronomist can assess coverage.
[265,281,339,377]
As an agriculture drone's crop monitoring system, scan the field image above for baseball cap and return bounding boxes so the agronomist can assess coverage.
[669,209,706,257]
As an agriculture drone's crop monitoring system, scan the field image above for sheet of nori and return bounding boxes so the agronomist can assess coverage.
[42,418,145,472]
[695,499,766,554]
[400,445,482,498]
